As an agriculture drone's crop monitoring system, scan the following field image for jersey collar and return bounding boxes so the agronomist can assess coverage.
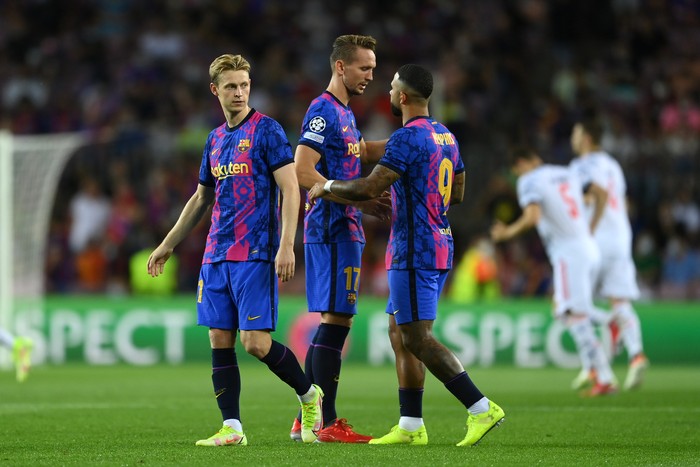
[226,108,256,132]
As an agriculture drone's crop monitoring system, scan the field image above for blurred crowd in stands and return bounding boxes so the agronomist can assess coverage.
[2,0,699,300]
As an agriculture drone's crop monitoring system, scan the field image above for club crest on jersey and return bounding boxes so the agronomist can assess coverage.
[347,292,357,305]
[237,139,251,152]
[309,116,326,133]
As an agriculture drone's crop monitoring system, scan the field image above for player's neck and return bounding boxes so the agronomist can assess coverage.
[581,145,600,156]
[402,107,429,125]
[326,78,351,106]
[520,161,540,175]
[225,106,251,128]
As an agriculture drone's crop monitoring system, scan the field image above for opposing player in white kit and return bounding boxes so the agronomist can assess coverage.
[570,118,648,391]
[491,147,617,396]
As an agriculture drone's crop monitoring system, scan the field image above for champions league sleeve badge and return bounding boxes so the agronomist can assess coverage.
[309,116,326,133]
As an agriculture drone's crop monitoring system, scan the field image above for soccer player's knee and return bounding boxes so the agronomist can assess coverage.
[387,319,408,353]
[400,332,428,356]
[322,312,353,327]
[240,333,270,359]
[242,341,267,358]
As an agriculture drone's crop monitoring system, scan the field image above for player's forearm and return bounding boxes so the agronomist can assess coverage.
[587,183,608,233]
[505,208,538,239]
[297,169,363,206]
[296,164,326,191]
[279,188,300,247]
[361,139,388,164]
[161,194,211,249]
[299,170,368,207]
[450,172,466,205]
[589,197,606,234]
[504,219,531,239]
[326,178,379,201]
[324,165,396,201]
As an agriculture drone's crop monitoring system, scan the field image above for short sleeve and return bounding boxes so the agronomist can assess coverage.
[198,135,215,187]
[517,173,541,208]
[377,128,410,175]
[297,100,336,154]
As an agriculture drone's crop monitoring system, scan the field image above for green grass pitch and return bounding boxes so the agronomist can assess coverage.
[1,363,699,466]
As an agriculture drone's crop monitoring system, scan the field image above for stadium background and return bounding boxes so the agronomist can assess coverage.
[2,0,699,366]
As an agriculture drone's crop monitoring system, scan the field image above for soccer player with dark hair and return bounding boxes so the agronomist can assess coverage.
[292,34,390,443]
[570,117,648,391]
[147,53,323,446]
[491,147,617,397]
[307,64,505,447]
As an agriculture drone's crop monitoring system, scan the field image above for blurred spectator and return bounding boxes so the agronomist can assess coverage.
[74,237,108,293]
[633,229,662,300]
[670,187,700,240]
[449,236,500,303]
[658,235,700,300]
[68,177,111,254]
[2,64,47,109]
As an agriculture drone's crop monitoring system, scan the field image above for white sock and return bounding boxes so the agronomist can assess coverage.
[568,318,615,385]
[223,419,243,432]
[0,329,15,348]
[612,301,643,358]
[468,397,490,415]
[298,385,316,404]
[398,416,424,431]
[567,319,593,372]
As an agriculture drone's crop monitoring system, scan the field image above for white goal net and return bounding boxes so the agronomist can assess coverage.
[0,130,85,367]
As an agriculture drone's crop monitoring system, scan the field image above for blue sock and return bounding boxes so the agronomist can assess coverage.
[312,323,350,425]
[212,348,241,421]
[260,340,310,395]
[444,372,484,409]
[304,327,320,383]
[399,387,423,418]
[297,327,321,421]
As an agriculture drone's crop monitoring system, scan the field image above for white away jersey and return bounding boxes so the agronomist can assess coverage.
[569,151,632,256]
[517,164,590,251]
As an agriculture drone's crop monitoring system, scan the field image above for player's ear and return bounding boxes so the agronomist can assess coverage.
[335,59,344,75]
[210,83,218,96]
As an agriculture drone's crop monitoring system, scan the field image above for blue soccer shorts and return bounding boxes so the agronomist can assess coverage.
[305,242,364,314]
[196,261,278,331]
[385,269,449,325]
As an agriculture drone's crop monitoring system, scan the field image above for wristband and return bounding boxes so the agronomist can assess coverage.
[323,179,335,193]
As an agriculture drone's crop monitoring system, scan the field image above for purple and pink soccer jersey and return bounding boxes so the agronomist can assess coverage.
[298,91,365,245]
[198,109,294,264]
[378,116,464,271]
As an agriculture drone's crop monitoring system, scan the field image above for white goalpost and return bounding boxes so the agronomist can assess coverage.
[0,130,85,367]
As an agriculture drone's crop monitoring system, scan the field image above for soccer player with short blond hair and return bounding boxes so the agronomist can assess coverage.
[147,53,323,446]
